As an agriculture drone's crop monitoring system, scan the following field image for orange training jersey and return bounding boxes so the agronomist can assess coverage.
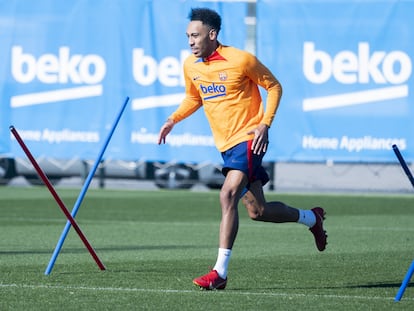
[169,45,282,152]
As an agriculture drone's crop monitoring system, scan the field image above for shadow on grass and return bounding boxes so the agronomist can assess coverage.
[347,282,413,289]
[0,244,206,255]
[229,281,414,292]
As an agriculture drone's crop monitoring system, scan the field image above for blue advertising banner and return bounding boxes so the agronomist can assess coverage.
[2,0,413,164]
[258,0,414,162]
[2,0,246,162]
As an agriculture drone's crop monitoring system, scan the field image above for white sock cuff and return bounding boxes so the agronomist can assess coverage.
[213,248,232,279]
[218,248,232,257]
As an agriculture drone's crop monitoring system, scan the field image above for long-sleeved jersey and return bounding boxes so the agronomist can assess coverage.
[169,44,282,152]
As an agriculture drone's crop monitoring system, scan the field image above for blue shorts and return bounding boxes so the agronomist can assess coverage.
[221,140,269,195]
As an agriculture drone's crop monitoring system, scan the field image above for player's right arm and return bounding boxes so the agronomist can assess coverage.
[158,64,202,144]
[158,118,175,145]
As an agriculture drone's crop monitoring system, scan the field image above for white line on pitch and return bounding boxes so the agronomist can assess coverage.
[1,283,410,301]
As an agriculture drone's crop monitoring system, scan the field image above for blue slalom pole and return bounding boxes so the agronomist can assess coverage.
[45,96,129,275]
[395,260,414,302]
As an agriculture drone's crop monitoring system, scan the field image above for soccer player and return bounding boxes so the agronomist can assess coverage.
[158,7,327,290]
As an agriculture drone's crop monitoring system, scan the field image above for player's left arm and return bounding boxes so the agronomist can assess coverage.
[245,54,283,154]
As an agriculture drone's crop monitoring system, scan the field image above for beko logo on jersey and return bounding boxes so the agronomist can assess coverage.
[11,46,105,108]
[302,42,411,111]
[200,83,227,100]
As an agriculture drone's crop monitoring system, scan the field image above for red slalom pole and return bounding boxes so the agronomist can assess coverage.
[10,125,106,271]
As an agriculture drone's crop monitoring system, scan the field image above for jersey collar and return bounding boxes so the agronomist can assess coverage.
[196,45,227,63]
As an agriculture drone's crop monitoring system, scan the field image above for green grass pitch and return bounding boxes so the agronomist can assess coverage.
[0,186,413,310]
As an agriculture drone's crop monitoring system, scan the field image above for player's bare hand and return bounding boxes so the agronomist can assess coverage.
[158,119,175,144]
[247,124,269,155]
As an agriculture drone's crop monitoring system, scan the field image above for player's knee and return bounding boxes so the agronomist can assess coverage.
[219,186,239,206]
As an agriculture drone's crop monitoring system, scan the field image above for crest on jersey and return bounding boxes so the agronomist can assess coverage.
[218,72,228,81]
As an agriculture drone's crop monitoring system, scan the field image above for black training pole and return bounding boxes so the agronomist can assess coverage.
[392,144,414,188]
